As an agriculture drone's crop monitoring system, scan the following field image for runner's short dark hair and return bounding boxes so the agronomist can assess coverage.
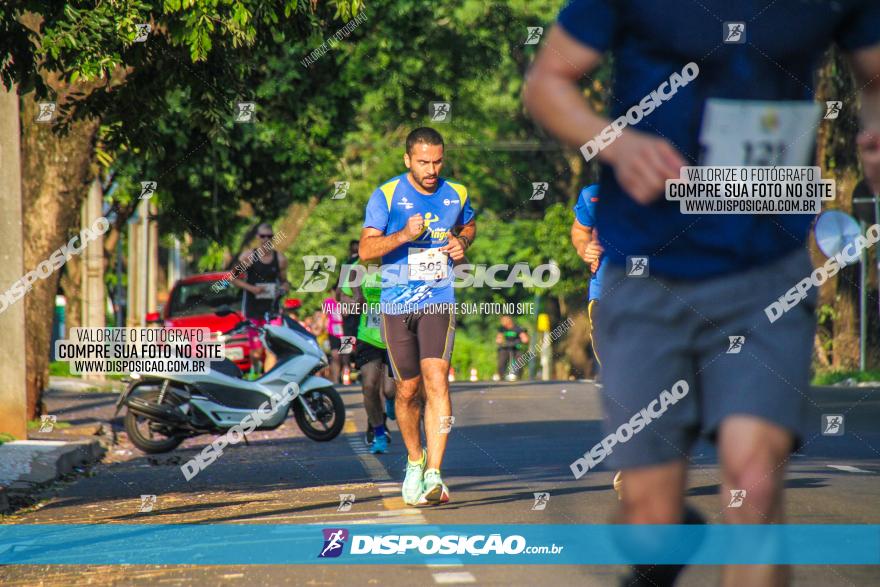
[406,127,444,154]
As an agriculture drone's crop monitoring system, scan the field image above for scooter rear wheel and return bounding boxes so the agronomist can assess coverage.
[124,384,185,454]
[293,387,345,441]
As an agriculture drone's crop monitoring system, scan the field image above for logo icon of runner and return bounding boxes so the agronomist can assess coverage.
[235,102,256,123]
[36,102,57,123]
[139,494,157,512]
[439,415,455,434]
[139,181,157,200]
[332,181,350,199]
[727,336,745,354]
[525,27,544,45]
[531,492,550,510]
[727,489,746,508]
[39,414,57,432]
[298,255,337,292]
[530,182,549,201]
[430,102,451,122]
[134,23,151,43]
[724,22,745,43]
[337,494,356,512]
[318,528,349,558]
[339,336,356,355]
[824,101,843,120]
[822,414,844,436]
[627,256,649,277]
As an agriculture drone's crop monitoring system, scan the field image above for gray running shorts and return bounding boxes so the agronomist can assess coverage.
[593,248,817,469]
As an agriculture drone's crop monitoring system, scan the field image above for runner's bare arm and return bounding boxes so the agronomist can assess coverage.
[359,214,425,262]
[570,219,592,264]
[440,219,476,261]
[523,26,608,151]
[524,26,684,204]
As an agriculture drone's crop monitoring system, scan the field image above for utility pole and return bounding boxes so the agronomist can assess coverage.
[0,86,28,438]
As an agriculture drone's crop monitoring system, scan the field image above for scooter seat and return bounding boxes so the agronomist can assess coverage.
[213,358,244,379]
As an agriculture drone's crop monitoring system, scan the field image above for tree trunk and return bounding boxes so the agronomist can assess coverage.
[59,255,82,331]
[19,93,99,418]
[815,48,861,371]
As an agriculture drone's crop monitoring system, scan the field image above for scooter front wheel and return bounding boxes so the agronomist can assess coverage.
[293,387,345,441]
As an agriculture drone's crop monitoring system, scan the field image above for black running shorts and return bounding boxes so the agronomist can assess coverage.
[353,340,388,370]
[381,309,455,380]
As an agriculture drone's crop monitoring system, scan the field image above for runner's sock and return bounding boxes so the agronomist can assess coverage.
[374,424,386,439]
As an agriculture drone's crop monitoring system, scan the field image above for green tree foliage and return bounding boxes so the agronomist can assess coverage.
[2,0,364,237]
[289,1,597,341]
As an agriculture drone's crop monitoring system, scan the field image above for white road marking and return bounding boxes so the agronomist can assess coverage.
[432,571,476,584]
[827,465,872,473]
[426,559,464,568]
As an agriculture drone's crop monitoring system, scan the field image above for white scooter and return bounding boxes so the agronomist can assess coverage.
[116,306,344,453]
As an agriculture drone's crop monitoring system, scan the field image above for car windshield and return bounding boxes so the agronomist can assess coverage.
[167,280,242,318]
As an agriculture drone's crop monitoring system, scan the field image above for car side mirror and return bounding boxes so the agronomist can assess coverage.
[215,305,234,317]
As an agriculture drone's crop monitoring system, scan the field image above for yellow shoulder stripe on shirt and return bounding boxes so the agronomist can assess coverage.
[380,179,400,210]
[446,181,468,205]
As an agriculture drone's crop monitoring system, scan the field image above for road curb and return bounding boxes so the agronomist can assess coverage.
[0,438,106,513]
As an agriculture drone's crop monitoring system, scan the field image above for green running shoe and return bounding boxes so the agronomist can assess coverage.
[419,468,450,505]
[402,449,426,506]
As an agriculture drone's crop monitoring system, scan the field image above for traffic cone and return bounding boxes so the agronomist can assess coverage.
[469,368,478,382]
[448,367,455,382]
[342,367,351,385]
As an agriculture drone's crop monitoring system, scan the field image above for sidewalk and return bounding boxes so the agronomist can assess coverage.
[0,377,115,513]
[0,438,105,513]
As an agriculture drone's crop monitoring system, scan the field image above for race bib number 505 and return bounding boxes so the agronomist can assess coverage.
[699,99,822,167]
[407,247,448,281]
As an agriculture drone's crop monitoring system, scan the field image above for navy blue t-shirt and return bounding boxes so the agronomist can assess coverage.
[557,0,880,279]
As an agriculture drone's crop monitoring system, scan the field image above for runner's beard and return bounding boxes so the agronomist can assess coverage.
[413,169,438,192]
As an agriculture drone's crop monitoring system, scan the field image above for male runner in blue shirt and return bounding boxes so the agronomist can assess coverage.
[571,184,624,498]
[526,2,880,585]
[359,127,477,506]
[571,184,605,366]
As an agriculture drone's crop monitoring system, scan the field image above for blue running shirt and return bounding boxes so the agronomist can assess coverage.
[557,0,880,279]
[363,174,476,314]
[573,184,604,301]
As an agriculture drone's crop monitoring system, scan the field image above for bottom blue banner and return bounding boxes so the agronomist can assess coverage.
[0,524,878,565]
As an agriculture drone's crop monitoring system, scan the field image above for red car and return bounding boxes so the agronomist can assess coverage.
[148,272,255,372]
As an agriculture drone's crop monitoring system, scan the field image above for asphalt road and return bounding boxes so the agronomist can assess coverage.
[1,379,879,586]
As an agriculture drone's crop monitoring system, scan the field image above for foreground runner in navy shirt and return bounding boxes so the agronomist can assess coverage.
[525,2,880,586]
[534,0,880,279]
